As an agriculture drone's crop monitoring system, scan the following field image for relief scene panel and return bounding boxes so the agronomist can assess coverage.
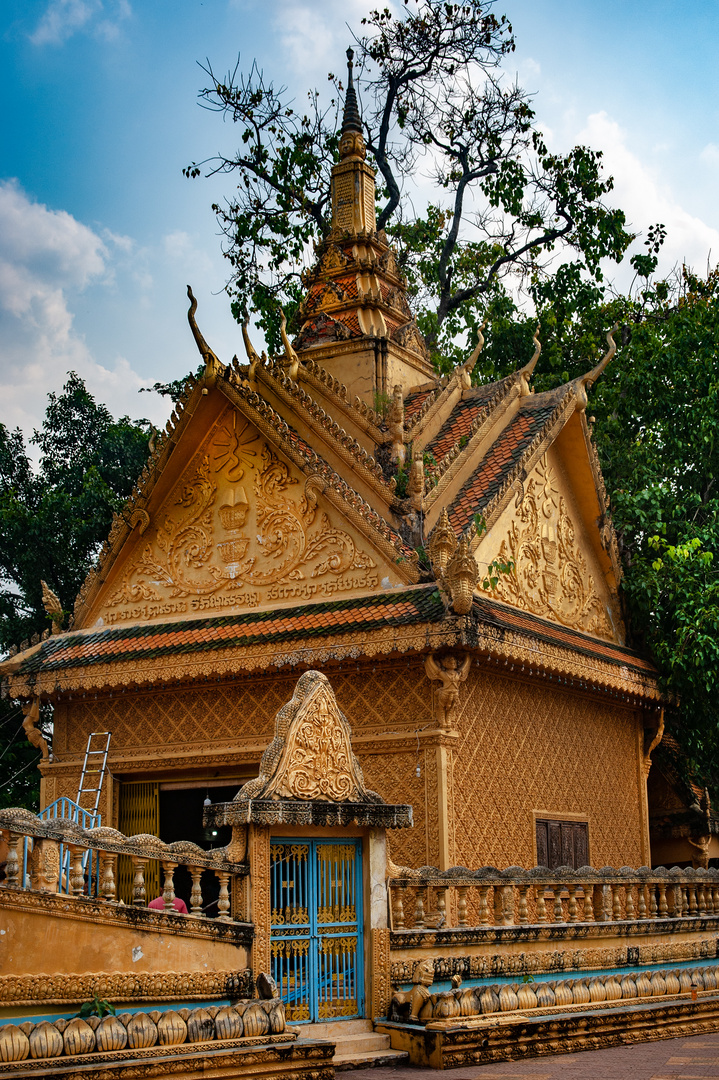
[90,407,392,627]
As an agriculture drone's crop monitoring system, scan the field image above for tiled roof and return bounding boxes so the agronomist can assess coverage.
[448,392,564,532]
[10,584,654,687]
[333,311,362,336]
[404,388,436,421]
[427,397,489,459]
[16,587,447,675]
[472,595,655,675]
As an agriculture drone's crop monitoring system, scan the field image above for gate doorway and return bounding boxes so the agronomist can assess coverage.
[270,839,364,1023]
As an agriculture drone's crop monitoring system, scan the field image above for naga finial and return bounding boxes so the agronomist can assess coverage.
[187,286,221,376]
[519,323,541,395]
[460,322,486,389]
[242,318,261,380]
[280,309,300,381]
[573,323,619,410]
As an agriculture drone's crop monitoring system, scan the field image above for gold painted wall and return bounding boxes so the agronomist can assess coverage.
[451,668,644,869]
[46,660,644,871]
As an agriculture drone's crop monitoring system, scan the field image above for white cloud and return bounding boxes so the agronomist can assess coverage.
[30,0,131,46]
[700,143,719,168]
[0,181,166,441]
[576,112,719,281]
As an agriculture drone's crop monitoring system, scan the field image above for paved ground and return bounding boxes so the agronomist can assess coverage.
[349,1031,719,1078]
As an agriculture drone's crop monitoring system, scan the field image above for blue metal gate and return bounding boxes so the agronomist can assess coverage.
[270,839,363,1023]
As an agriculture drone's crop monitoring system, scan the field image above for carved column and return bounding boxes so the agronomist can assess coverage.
[371,927,391,1020]
[249,825,271,981]
[5,833,21,888]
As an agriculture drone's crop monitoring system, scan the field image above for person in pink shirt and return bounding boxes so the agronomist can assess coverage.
[148,896,188,914]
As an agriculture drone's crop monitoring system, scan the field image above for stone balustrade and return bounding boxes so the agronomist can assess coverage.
[388,863,719,932]
[0,807,248,920]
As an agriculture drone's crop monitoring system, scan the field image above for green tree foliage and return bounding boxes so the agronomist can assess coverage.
[185,0,631,358]
[0,374,151,808]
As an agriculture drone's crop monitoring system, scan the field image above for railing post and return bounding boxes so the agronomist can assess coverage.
[582,884,594,922]
[517,884,529,925]
[456,886,469,927]
[477,885,490,925]
[434,887,447,927]
[161,861,177,911]
[391,886,405,930]
[535,886,547,924]
[611,884,622,920]
[698,883,707,916]
[413,886,426,929]
[649,883,658,918]
[131,856,147,906]
[553,887,563,923]
[637,885,647,918]
[69,844,86,896]
[625,885,635,919]
[100,853,117,902]
[189,866,204,915]
[216,871,231,921]
[5,833,22,888]
[594,884,608,921]
[657,883,668,917]
[688,885,698,916]
[567,884,578,923]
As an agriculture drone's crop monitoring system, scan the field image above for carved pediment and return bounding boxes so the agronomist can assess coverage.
[88,407,386,627]
[487,455,615,639]
[236,670,381,803]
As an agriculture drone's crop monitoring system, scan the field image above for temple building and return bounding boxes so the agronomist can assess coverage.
[4,53,711,1078]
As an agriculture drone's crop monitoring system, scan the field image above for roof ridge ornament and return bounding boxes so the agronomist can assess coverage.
[186,286,221,378]
[459,321,486,389]
[573,323,619,410]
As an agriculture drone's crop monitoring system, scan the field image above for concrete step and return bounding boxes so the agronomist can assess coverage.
[335,1048,410,1071]
[333,1031,391,1055]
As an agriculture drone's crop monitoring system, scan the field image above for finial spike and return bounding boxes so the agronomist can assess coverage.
[579,322,620,389]
[521,323,541,377]
[341,45,362,135]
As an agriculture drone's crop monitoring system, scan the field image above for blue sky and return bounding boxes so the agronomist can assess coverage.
[2,0,718,439]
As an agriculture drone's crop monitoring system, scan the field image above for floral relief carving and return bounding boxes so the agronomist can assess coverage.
[101,413,377,623]
[490,455,613,638]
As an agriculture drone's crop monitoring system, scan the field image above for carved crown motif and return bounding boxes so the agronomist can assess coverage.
[235,670,383,804]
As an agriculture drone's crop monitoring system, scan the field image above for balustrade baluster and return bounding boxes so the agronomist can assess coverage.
[457,886,469,927]
[582,885,594,921]
[611,884,622,920]
[649,884,658,918]
[689,886,698,916]
[517,884,529,925]
[189,867,204,915]
[435,887,447,927]
[216,872,231,921]
[477,885,490,925]
[413,887,426,929]
[501,884,515,925]
[637,885,647,918]
[698,883,707,916]
[100,853,117,902]
[712,886,719,915]
[553,887,563,923]
[567,885,578,923]
[392,887,405,930]
[69,845,86,896]
[161,861,177,911]
[625,885,635,919]
[131,856,147,906]
[657,883,668,917]
[5,833,21,888]
[535,885,547,924]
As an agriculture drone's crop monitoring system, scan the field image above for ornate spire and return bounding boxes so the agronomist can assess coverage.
[342,48,363,136]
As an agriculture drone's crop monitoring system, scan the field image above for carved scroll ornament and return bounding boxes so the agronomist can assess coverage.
[490,456,613,638]
[102,416,377,620]
[236,670,382,804]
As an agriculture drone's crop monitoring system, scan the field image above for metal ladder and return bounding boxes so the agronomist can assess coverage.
[76,731,112,818]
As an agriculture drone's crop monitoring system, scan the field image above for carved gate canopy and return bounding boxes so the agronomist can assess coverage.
[204,671,412,828]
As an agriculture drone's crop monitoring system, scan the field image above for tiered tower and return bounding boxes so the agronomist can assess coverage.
[293,49,437,405]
